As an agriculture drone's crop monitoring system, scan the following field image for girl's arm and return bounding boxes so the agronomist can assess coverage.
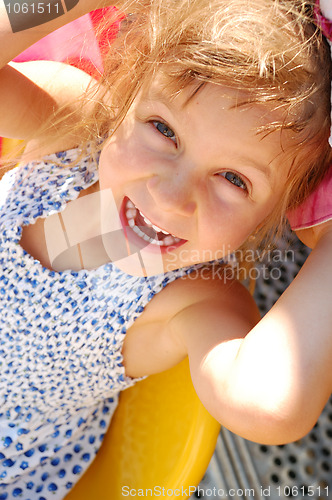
[0,0,123,140]
[170,223,332,445]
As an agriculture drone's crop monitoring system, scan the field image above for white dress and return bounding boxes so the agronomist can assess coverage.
[0,145,197,499]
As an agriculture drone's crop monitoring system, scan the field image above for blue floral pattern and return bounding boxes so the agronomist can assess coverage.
[0,145,196,499]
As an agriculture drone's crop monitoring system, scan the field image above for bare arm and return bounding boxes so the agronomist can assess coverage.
[170,226,332,445]
[0,0,130,141]
[0,60,97,140]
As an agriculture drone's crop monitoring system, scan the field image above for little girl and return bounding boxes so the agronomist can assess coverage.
[0,0,332,498]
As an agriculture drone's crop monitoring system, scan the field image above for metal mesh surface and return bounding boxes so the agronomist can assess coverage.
[192,231,331,500]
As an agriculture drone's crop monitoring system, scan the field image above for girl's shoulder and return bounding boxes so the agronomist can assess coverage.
[121,266,258,378]
[0,141,100,230]
[140,265,257,331]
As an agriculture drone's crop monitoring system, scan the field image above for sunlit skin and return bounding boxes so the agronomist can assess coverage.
[97,80,295,274]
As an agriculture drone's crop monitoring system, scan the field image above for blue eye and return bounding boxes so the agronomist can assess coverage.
[221,171,248,191]
[152,121,177,145]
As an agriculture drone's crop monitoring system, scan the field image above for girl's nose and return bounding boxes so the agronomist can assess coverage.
[146,175,197,217]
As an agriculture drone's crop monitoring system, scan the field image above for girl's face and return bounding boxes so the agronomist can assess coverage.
[98,80,294,275]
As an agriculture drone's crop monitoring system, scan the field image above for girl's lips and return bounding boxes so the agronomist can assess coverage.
[119,197,187,253]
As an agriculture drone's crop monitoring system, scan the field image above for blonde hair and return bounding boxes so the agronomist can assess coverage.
[5,0,332,262]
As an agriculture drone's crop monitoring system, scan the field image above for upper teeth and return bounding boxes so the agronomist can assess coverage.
[141,213,169,234]
[124,199,182,246]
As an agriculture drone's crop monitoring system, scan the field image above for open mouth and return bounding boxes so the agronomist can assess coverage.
[121,197,187,248]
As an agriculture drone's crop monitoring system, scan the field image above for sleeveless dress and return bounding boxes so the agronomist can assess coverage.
[0,145,197,500]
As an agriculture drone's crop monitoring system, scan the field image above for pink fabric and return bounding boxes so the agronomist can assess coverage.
[287,167,332,230]
[13,8,122,75]
[315,0,332,39]
[13,15,103,72]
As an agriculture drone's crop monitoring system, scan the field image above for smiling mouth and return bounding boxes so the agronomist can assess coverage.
[121,197,187,248]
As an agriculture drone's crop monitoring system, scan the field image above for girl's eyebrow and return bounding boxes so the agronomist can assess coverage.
[182,83,206,107]
[232,155,273,182]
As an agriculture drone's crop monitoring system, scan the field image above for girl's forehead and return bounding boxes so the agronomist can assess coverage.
[137,77,287,129]
[138,77,240,109]
[138,76,200,104]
